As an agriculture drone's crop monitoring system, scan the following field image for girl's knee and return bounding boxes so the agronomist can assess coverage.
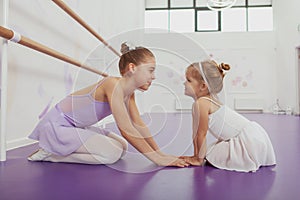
[107,132,128,151]
[82,134,125,164]
[99,139,123,164]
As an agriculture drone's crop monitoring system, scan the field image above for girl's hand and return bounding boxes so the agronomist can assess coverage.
[156,155,190,168]
[180,156,204,166]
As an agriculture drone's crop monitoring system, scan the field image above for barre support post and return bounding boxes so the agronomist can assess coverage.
[0,0,9,162]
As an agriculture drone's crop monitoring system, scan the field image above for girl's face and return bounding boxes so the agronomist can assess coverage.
[132,57,156,91]
[184,69,202,98]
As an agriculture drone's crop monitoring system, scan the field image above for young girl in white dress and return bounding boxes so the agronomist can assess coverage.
[181,60,276,172]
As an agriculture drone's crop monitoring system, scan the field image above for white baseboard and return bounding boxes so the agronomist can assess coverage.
[7,138,38,151]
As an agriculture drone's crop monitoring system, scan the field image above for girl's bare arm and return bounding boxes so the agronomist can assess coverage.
[193,99,209,158]
[182,99,209,166]
[104,78,187,167]
[127,93,165,155]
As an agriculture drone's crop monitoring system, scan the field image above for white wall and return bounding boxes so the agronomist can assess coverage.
[1,0,144,149]
[273,0,300,115]
[141,31,277,113]
[187,32,277,111]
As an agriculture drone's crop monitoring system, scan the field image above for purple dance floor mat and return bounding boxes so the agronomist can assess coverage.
[0,113,299,200]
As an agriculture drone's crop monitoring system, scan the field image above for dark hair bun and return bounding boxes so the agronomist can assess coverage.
[120,42,130,55]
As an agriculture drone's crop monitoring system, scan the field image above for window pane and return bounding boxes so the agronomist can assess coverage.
[197,0,245,7]
[170,9,194,32]
[222,8,246,32]
[145,0,168,9]
[196,0,207,7]
[145,10,169,30]
[248,7,273,31]
[197,10,218,31]
[234,0,246,6]
[248,0,272,6]
[170,0,193,8]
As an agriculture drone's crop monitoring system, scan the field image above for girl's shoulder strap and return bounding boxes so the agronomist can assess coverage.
[199,96,221,107]
[89,76,110,94]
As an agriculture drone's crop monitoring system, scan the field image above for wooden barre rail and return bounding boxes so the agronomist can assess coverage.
[0,26,108,77]
[52,0,121,57]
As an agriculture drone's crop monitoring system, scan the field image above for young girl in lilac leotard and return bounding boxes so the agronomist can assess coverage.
[28,43,189,167]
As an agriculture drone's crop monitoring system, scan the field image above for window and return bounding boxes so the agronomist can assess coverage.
[170,0,193,8]
[170,9,195,32]
[221,8,247,32]
[197,10,218,31]
[145,0,273,32]
[248,7,273,31]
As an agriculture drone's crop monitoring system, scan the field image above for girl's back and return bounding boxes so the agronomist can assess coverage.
[57,78,111,127]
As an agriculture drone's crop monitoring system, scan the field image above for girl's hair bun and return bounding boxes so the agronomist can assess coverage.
[219,63,230,71]
[216,62,230,78]
[120,42,130,55]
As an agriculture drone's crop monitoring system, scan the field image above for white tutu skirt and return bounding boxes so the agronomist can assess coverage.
[206,122,276,172]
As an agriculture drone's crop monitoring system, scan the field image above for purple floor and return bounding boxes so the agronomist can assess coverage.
[1,113,299,200]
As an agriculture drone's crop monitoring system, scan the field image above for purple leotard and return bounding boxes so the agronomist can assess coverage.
[29,79,112,156]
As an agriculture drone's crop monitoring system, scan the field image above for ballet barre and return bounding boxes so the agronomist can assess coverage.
[52,0,121,57]
[0,26,108,77]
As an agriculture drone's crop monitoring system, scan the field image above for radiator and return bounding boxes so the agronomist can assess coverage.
[234,98,263,113]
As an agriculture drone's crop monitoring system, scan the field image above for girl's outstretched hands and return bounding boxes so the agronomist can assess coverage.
[156,155,190,168]
[180,156,205,166]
